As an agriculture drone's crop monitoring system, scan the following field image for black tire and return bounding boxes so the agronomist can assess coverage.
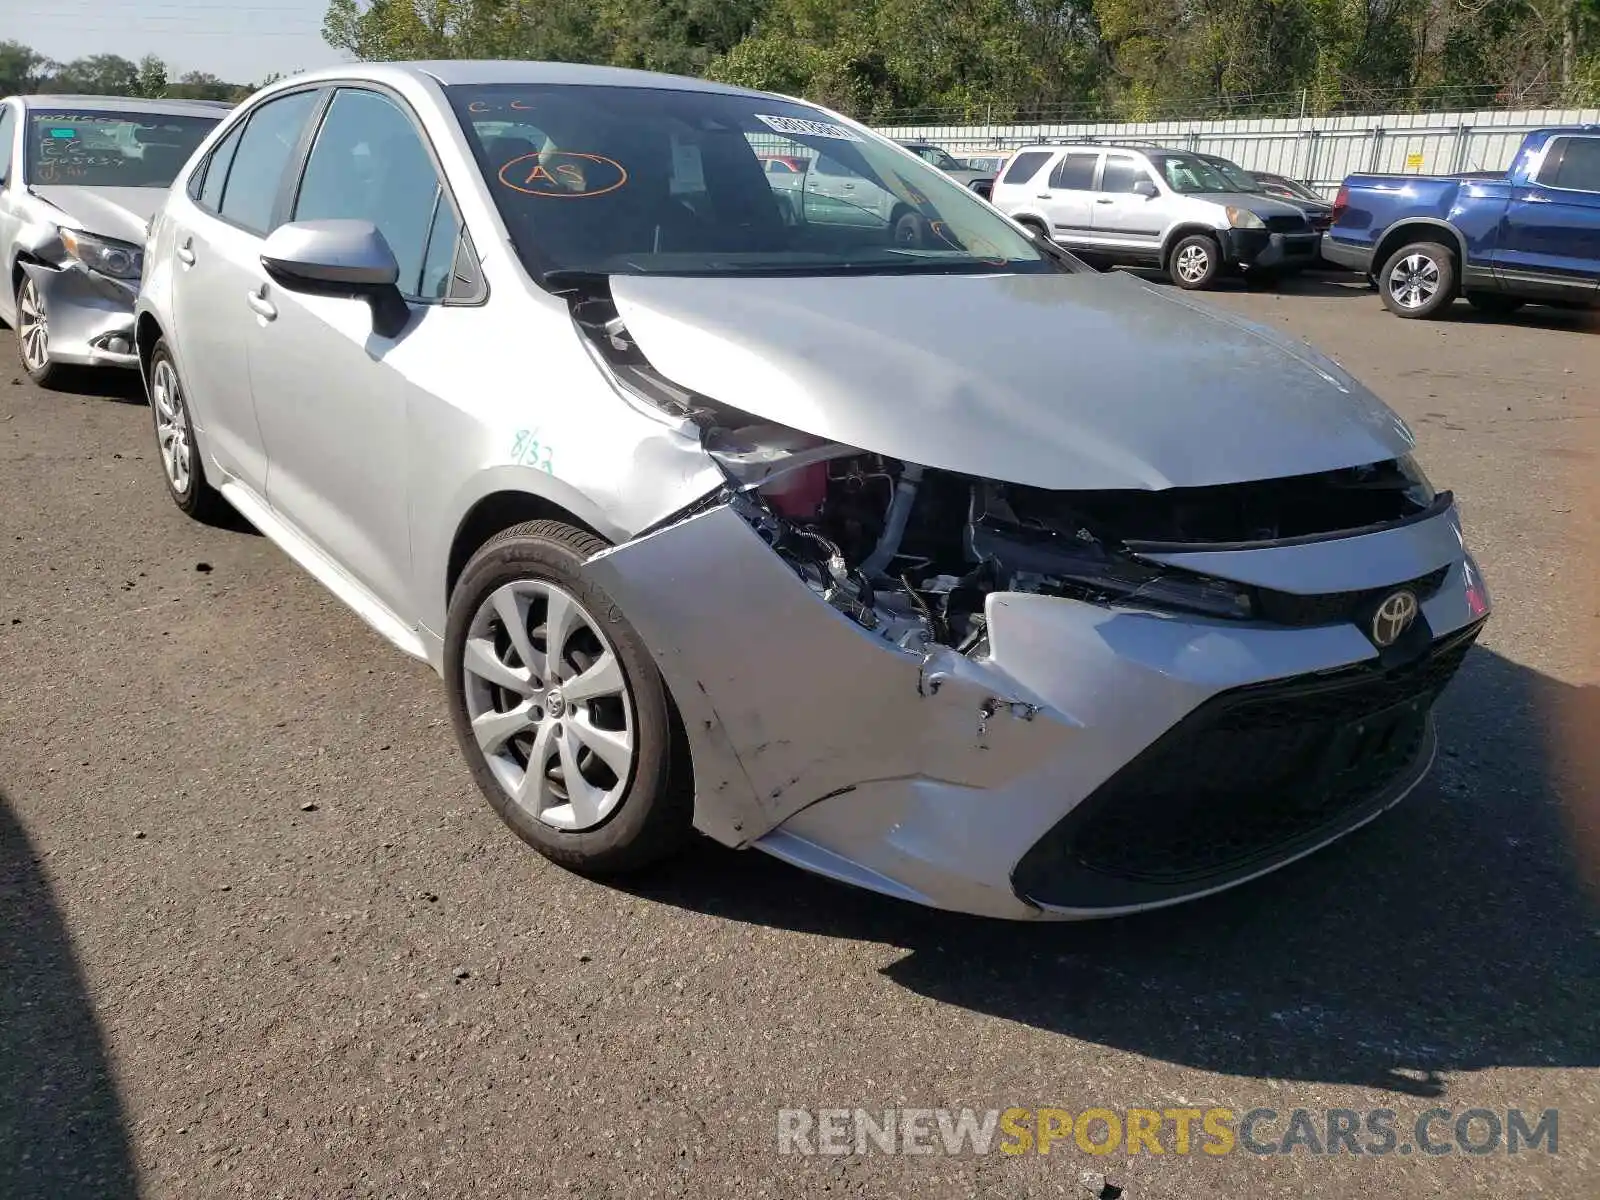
[444,520,691,875]
[889,205,922,247]
[1169,234,1223,290]
[1017,217,1051,242]
[1379,241,1457,319]
[146,337,227,522]
[1467,292,1525,316]
[15,274,66,388]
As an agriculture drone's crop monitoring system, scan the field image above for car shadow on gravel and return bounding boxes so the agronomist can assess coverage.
[30,367,149,405]
[622,647,1600,1096]
[0,790,138,1199]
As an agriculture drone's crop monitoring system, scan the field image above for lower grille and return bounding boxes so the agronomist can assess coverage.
[1012,620,1484,908]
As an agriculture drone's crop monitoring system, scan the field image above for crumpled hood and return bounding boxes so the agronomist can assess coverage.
[32,186,162,246]
[609,269,1413,490]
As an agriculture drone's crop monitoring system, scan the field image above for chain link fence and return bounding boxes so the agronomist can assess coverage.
[874,106,1600,196]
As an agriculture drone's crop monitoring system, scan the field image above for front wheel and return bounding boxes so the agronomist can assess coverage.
[1169,234,1222,289]
[1380,241,1457,318]
[444,520,691,875]
[15,276,65,388]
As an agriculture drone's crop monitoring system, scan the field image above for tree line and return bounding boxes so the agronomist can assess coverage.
[0,41,257,104]
[322,0,1600,121]
[6,3,1597,123]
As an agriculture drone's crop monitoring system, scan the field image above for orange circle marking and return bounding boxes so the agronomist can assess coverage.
[498,151,628,198]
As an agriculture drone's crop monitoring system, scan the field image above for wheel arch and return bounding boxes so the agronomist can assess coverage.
[1007,210,1049,237]
[1372,219,1466,279]
[445,488,608,612]
[1161,223,1223,268]
[134,310,165,380]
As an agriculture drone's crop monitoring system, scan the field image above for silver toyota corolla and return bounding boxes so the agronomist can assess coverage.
[135,62,1491,920]
[0,94,224,385]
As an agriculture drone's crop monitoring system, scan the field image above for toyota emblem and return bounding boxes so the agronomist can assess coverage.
[1371,590,1420,648]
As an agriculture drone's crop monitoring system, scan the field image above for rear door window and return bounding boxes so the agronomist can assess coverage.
[194,121,243,211]
[1100,156,1149,193]
[1049,152,1100,192]
[217,89,320,235]
[1001,151,1052,185]
[1554,137,1600,192]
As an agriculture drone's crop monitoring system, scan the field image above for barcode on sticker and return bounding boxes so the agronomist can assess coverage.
[755,114,862,142]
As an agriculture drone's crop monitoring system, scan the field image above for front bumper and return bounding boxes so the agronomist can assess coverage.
[19,261,139,369]
[1319,235,1376,275]
[587,501,1487,920]
[1223,228,1320,271]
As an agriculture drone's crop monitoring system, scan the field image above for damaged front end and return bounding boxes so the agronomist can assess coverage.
[18,225,142,369]
[568,274,1488,920]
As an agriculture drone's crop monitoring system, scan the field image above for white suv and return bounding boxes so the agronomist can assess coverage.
[990,143,1318,289]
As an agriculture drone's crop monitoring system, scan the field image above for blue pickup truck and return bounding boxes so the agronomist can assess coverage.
[1322,126,1600,318]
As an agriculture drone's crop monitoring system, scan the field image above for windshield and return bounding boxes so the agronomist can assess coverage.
[24,109,218,187]
[1264,174,1324,202]
[449,85,1052,281]
[1149,152,1249,194]
[1207,159,1261,191]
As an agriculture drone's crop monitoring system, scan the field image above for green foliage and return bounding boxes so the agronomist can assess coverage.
[310,0,1600,119]
[9,3,1596,123]
[135,55,169,100]
[0,42,257,104]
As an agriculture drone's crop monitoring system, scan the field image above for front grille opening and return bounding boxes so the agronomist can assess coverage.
[1005,460,1435,547]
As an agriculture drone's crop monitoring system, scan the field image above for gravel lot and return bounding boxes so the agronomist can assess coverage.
[1,273,1597,1199]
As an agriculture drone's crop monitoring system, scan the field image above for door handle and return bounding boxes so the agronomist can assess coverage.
[246,285,277,321]
[1096,198,1114,204]
[176,237,196,266]
[1036,193,1052,199]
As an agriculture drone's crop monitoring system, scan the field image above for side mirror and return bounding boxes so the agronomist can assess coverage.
[260,219,410,338]
[1133,180,1159,199]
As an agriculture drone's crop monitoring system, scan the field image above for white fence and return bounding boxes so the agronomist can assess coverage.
[875,108,1600,195]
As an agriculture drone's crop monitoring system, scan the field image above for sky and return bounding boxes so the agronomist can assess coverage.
[2,0,348,85]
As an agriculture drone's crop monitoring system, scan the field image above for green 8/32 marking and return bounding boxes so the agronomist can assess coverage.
[511,430,554,474]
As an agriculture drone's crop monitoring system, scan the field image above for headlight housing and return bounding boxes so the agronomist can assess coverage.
[59,229,143,280]
[1225,206,1265,230]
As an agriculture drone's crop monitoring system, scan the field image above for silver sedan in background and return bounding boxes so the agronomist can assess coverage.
[0,94,223,386]
[135,61,1489,920]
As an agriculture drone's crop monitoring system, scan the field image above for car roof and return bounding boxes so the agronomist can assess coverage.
[282,59,776,100]
[16,94,233,116]
[1004,143,1188,156]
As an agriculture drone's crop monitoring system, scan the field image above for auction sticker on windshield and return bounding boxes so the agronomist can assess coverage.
[498,151,628,198]
[755,114,862,141]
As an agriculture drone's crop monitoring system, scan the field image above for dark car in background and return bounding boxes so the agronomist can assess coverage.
[1196,152,1334,234]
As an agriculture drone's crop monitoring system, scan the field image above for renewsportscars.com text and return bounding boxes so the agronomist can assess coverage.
[777,1106,1558,1157]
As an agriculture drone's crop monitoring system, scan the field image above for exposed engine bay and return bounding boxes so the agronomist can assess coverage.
[570,279,1443,653]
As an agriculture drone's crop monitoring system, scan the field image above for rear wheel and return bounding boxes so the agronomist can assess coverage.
[15,276,64,388]
[1169,234,1222,290]
[1016,217,1050,242]
[1379,241,1457,318]
[444,520,691,875]
[147,338,227,521]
